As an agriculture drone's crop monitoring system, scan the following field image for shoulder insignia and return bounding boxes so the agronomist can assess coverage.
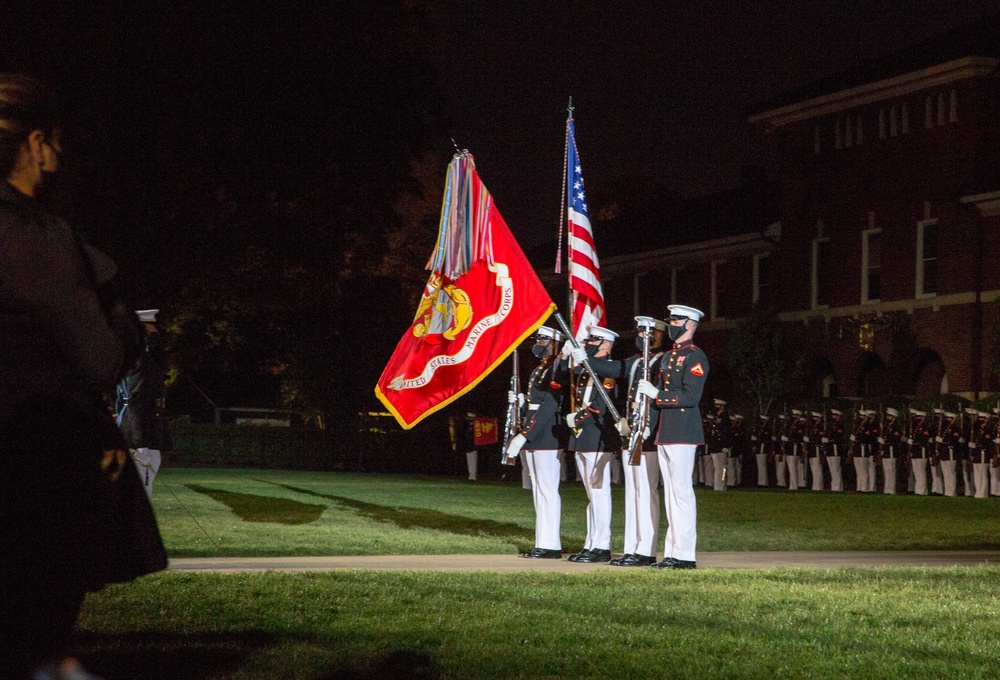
[690,362,705,377]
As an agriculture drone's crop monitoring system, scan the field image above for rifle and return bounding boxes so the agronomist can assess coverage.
[993,402,1000,469]
[847,403,864,463]
[904,408,914,469]
[626,324,651,466]
[552,312,623,423]
[500,350,521,466]
[875,405,884,466]
[931,405,943,466]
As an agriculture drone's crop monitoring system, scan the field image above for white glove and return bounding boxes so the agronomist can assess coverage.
[877,437,885,444]
[751,435,758,442]
[643,426,651,439]
[969,442,977,449]
[906,438,913,445]
[850,435,857,442]
[560,341,574,358]
[803,436,811,443]
[507,390,517,404]
[722,448,731,454]
[569,346,587,364]
[636,379,659,400]
[617,418,632,436]
[935,436,943,443]
[506,433,527,458]
[517,393,526,408]
[565,413,577,428]
[781,436,789,442]
[822,437,829,443]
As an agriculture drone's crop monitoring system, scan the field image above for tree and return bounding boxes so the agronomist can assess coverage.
[728,308,799,416]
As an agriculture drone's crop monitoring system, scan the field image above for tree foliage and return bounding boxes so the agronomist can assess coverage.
[727,308,798,416]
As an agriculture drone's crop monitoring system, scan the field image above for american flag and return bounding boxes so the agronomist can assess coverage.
[566,118,605,341]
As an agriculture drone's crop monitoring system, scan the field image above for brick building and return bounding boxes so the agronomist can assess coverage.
[565,18,1000,406]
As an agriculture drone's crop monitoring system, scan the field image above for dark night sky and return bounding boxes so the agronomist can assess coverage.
[428,1,1000,249]
[5,1,1000,252]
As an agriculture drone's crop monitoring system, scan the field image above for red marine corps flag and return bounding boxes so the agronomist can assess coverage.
[375,152,556,429]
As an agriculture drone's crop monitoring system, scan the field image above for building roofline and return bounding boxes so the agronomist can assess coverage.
[749,56,999,128]
[595,222,781,276]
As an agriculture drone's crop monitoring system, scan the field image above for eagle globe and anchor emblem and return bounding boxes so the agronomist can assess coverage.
[388,263,515,391]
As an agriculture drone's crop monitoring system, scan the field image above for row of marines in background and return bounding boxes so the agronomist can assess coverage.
[702,401,1000,498]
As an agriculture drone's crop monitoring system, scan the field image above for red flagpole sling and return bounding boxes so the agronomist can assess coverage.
[375,152,556,430]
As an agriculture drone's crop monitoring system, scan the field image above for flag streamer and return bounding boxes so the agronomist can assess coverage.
[377,152,555,430]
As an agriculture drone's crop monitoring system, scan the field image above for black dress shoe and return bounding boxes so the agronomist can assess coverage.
[520,548,563,559]
[650,558,696,570]
[574,549,612,563]
[619,553,656,567]
[609,553,635,566]
[567,549,592,562]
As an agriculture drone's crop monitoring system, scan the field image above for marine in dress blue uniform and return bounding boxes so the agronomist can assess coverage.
[506,326,570,558]
[636,305,708,570]
[610,316,666,567]
[564,326,621,563]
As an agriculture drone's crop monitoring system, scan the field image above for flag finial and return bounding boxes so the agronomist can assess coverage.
[567,96,573,120]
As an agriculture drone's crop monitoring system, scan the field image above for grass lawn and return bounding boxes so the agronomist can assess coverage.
[151,468,1000,556]
[68,469,1000,679]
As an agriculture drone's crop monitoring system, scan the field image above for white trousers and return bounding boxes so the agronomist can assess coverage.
[931,461,944,494]
[559,450,568,482]
[941,460,958,496]
[621,449,661,557]
[703,453,714,487]
[786,454,799,490]
[853,456,871,492]
[132,448,161,499]
[465,450,478,481]
[911,458,928,495]
[963,465,975,497]
[711,452,727,491]
[657,444,697,562]
[521,452,532,489]
[576,451,613,551]
[775,455,787,487]
[974,463,990,499]
[991,464,1000,496]
[727,456,740,486]
[524,449,563,550]
[826,456,842,491]
[611,455,623,485]
[881,458,897,494]
[809,457,823,490]
[798,456,807,487]
[755,453,769,486]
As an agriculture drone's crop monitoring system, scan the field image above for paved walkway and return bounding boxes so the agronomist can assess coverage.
[169,551,1000,573]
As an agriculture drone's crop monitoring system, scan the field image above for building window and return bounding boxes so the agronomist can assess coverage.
[937,93,946,126]
[812,238,831,308]
[711,260,725,320]
[916,219,938,297]
[901,103,909,134]
[814,126,821,154]
[949,89,958,123]
[862,228,882,303]
[925,96,933,128]
[845,117,853,147]
[856,114,863,145]
[890,106,898,137]
[834,120,842,149]
[879,110,886,139]
[753,253,771,308]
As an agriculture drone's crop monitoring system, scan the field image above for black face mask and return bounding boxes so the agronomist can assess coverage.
[668,322,687,342]
[585,344,601,358]
[531,343,549,358]
[635,336,644,351]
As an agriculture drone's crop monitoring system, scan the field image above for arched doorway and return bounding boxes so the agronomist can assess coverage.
[912,349,947,397]
[803,356,837,398]
[858,352,889,398]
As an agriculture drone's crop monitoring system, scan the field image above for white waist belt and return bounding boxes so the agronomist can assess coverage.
[528,404,540,411]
